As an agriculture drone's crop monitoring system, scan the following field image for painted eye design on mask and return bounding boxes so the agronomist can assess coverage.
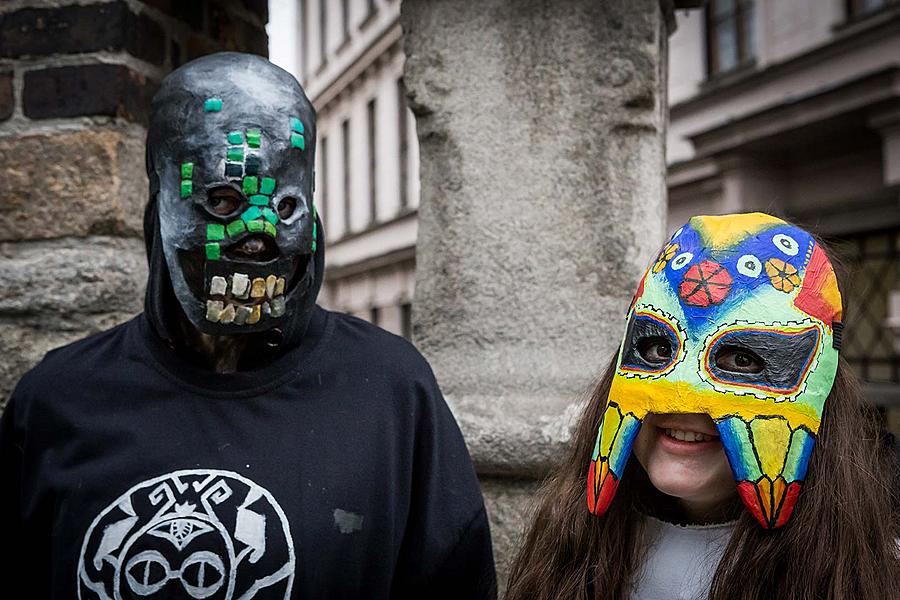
[206,186,243,217]
[700,321,823,399]
[619,309,685,377]
[772,234,800,256]
[670,252,693,271]
[736,254,762,278]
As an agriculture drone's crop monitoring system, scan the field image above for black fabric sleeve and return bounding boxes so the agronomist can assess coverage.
[0,397,26,583]
[390,365,497,600]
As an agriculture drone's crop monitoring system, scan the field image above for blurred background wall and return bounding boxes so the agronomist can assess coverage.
[269,0,900,429]
[0,0,268,404]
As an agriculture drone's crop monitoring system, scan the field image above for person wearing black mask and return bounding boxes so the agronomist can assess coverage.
[0,52,496,600]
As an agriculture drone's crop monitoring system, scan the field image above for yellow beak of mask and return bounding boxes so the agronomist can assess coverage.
[587,213,843,528]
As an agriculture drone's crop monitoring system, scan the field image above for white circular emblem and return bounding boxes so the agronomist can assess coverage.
[736,254,762,278]
[670,252,693,270]
[77,469,295,600]
[773,233,799,256]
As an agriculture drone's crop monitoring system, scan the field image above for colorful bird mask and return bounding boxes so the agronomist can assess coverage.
[587,213,843,528]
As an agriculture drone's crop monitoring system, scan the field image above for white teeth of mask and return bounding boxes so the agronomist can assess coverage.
[205,274,289,324]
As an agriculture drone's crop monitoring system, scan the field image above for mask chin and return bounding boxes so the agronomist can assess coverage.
[172,248,311,334]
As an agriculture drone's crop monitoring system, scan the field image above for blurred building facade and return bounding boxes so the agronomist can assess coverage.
[271,0,900,408]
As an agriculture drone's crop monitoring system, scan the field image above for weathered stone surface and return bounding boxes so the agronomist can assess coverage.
[404,0,668,473]
[0,126,147,241]
[481,477,541,595]
[403,0,669,582]
[0,236,146,405]
[24,64,158,123]
[0,71,13,121]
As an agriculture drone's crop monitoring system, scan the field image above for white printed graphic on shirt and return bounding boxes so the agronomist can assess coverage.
[77,469,295,599]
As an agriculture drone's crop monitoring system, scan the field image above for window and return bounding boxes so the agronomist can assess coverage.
[706,0,755,76]
[397,78,409,209]
[370,306,381,327]
[341,0,350,45]
[401,303,412,340]
[319,0,328,69]
[367,98,377,224]
[341,119,351,235]
[832,226,900,386]
[847,0,893,18]
[366,0,377,20]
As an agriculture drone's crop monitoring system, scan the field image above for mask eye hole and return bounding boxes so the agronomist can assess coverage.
[637,336,674,364]
[276,197,297,220]
[714,345,764,374]
[206,186,243,216]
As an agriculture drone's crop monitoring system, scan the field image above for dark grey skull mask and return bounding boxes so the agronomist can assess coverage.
[147,53,317,335]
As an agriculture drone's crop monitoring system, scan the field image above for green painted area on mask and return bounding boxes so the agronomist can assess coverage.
[242,176,259,195]
[242,206,263,223]
[227,219,246,237]
[227,131,243,145]
[261,207,278,225]
[246,129,261,148]
[227,146,244,162]
[247,219,265,233]
[180,180,192,198]
[205,242,221,260]
[264,221,277,238]
[290,132,305,150]
[206,223,225,241]
[181,162,193,179]
[290,117,304,134]
[249,194,268,206]
[312,220,317,252]
[260,177,276,195]
[204,98,222,112]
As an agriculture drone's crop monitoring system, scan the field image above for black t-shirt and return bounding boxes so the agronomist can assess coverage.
[0,307,496,599]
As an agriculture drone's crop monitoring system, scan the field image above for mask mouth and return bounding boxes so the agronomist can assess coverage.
[224,233,279,262]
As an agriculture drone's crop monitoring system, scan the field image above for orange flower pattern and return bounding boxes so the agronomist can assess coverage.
[652,243,678,273]
[765,258,801,292]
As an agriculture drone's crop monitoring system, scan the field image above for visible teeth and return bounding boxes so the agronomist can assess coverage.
[261,301,271,316]
[270,296,285,317]
[206,300,224,322]
[265,274,277,299]
[665,429,715,443]
[274,277,285,296]
[232,273,250,299]
[247,304,261,325]
[250,277,266,298]
[209,276,227,296]
[219,303,236,324]
[233,305,252,325]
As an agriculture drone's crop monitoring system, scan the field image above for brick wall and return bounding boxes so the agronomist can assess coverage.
[0,0,268,404]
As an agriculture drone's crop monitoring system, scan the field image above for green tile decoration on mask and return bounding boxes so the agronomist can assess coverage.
[186,104,311,261]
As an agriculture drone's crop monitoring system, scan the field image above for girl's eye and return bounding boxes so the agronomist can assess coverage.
[207,187,242,216]
[715,347,764,374]
[637,337,673,363]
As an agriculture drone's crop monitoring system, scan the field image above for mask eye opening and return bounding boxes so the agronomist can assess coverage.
[204,184,245,218]
[713,344,765,374]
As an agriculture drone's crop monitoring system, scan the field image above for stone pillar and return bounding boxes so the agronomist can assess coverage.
[0,0,268,405]
[401,0,672,587]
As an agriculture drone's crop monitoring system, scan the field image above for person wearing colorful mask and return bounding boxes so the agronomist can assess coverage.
[507,213,899,600]
[0,53,495,599]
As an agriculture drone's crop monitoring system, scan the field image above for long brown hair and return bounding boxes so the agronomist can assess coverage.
[507,348,900,599]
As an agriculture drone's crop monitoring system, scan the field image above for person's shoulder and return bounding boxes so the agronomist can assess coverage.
[14,317,138,399]
[326,310,434,380]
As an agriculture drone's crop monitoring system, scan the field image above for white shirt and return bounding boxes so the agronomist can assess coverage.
[631,515,734,600]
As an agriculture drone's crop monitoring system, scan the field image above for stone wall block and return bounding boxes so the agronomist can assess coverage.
[0,236,147,404]
[0,126,147,241]
[0,70,12,121]
[23,64,158,123]
[0,2,165,65]
[480,477,541,594]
